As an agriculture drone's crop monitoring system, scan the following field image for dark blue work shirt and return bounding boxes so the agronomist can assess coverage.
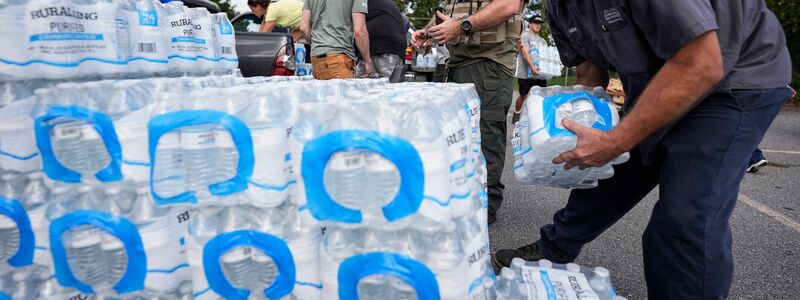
[545,0,792,162]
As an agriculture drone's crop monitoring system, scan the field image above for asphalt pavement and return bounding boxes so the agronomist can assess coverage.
[488,106,800,299]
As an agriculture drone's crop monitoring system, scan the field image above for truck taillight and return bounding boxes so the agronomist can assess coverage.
[273,44,295,76]
[405,46,413,60]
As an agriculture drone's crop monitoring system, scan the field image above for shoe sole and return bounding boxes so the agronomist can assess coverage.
[747,160,768,173]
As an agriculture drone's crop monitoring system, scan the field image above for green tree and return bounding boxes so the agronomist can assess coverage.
[210,0,239,21]
[765,0,799,101]
[394,0,440,29]
[394,0,555,43]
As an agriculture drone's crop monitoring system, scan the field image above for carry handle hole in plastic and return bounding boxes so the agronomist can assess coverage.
[49,210,146,294]
[322,150,401,210]
[203,230,295,300]
[147,110,254,205]
[543,92,613,138]
[34,105,123,183]
[301,130,425,224]
[0,197,34,267]
[338,252,440,300]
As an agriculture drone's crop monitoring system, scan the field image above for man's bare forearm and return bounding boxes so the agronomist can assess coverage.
[522,47,535,73]
[300,10,312,43]
[610,31,724,151]
[468,0,519,32]
[353,13,371,63]
[355,32,370,62]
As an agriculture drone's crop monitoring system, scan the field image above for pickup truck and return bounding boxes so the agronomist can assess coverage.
[183,0,296,77]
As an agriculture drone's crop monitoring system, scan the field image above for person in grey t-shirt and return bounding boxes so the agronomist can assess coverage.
[493,1,792,298]
[512,15,548,124]
[301,0,371,79]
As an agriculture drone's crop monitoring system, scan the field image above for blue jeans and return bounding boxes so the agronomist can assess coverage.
[535,87,791,299]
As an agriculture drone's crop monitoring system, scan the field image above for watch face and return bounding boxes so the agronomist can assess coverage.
[461,19,471,31]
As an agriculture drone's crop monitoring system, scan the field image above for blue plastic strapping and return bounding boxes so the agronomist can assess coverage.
[34,105,123,183]
[300,130,424,223]
[202,230,295,300]
[49,210,146,294]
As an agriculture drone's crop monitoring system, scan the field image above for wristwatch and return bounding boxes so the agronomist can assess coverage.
[460,17,473,36]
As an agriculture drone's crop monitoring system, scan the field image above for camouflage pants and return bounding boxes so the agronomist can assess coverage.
[355,54,404,83]
[448,60,513,217]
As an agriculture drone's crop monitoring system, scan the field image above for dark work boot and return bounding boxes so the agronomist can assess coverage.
[492,242,550,268]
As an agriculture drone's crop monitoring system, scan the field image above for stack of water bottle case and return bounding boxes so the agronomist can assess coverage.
[0,74,631,299]
[526,43,561,80]
[0,0,239,81]
[512,85,630,189]
[0,70,504,299]
[0,1,630,298]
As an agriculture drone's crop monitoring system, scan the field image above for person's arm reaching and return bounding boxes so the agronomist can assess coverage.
[352,12,372,77]
[428,0,519,44]
[553,31,724,169]
[300,9,312,43]
[260,20,276,33]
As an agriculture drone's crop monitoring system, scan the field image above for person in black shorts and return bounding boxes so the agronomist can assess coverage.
[512,15,547,123]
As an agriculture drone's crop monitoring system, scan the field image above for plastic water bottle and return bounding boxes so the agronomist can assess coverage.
[52,121,110,176]
[188,7,219,72]
[484,278,497,300]
[242,91,292,205]
[399,103,450,223]
[511,258,527,287]
[322,226,357,263]
[0,173,21,199]
[51,122,89,174]
[21,173,48,209]
[251,250,278,290]
[128,187,169,226]
[357,274,388,299]
[423,224,463,272]
[212,12,238,71]
[213,128,239,184]
[99,230,128,290]
[65,226,106,289]
[323,150,366,210]
[364,153,400,215]
[220,247,254,290]
[162,1,195,73]
[590,267,614,300]
[181,125,215,193]
[153,131,185,199]
[496,268,525,300]
[570,97,597,127]
[389,276,418,300]
[416,53,425,69]
[0,213,19,263]
[101,188,127,216]
[10,269,35,300]
[427,48,439,69]
[121,0,169,75]
[36,272,69,299]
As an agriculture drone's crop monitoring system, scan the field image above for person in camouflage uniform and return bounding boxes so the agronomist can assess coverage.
[412,0,523,224]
